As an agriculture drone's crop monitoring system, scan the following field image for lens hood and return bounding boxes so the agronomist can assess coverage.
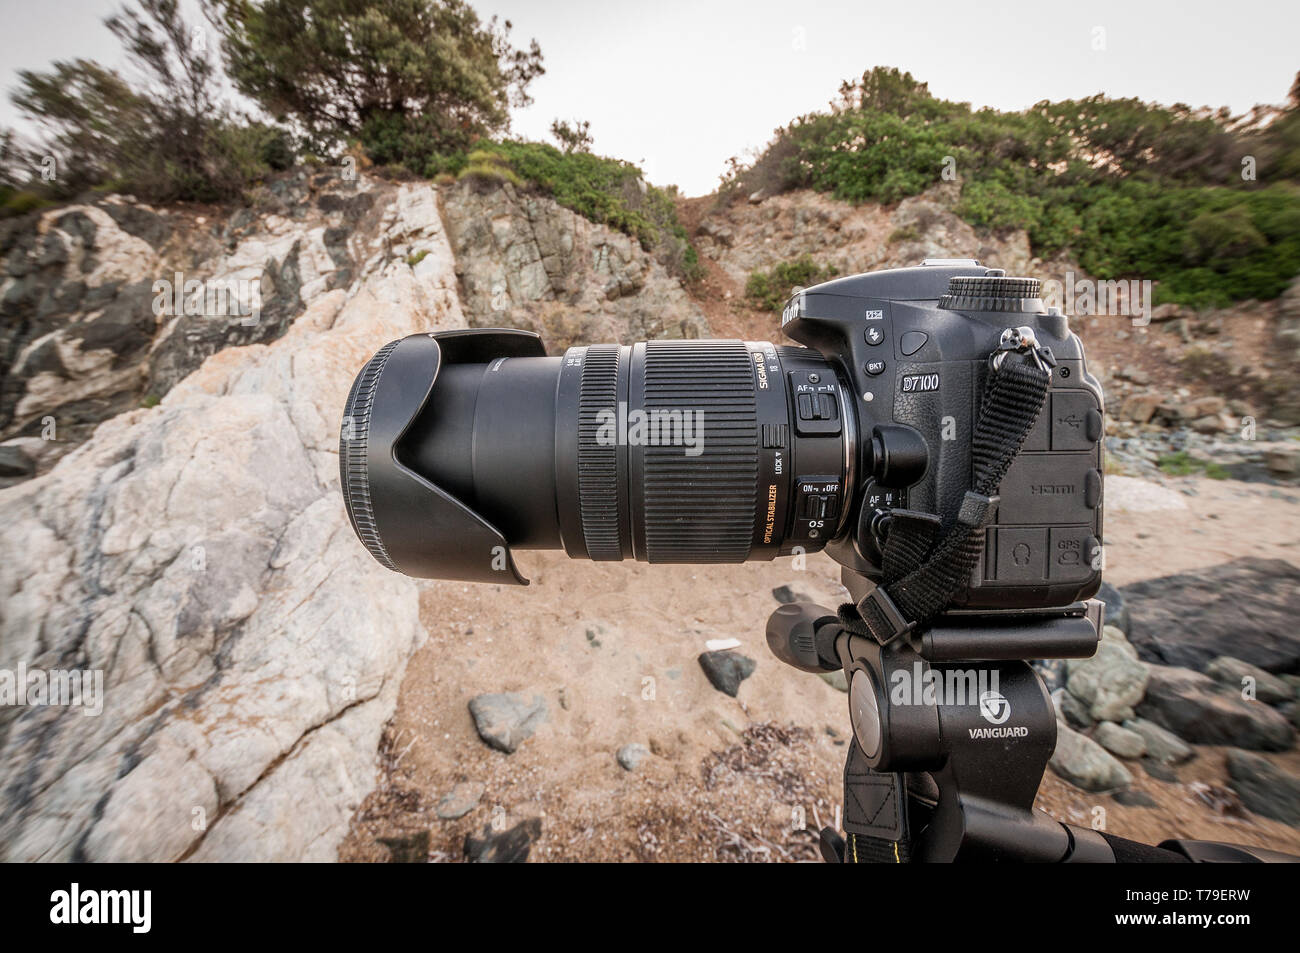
[339,329,545,584]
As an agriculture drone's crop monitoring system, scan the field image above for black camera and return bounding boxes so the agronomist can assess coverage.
[338,258,1103,612]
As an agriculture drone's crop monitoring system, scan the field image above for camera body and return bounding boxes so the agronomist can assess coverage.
[785,259,1104,610]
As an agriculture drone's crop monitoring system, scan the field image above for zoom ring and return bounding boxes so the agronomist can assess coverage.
[339,339,400,571]
[640,340,758,563]
[577,344,624,560]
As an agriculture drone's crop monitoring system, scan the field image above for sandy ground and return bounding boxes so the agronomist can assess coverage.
[338,474,1300,862]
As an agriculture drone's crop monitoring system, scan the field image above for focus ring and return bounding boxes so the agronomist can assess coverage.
[639,340,758,562]
[339,339,400,570]
[577,344,623,560]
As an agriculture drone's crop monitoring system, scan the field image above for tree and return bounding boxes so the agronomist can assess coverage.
[11,0,280,202]
[550,118,592,154]
[212,0,544,162]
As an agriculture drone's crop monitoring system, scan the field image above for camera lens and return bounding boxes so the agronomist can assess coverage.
[341,335,853,577]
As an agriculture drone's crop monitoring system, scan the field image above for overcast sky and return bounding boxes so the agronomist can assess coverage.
[2,0,1296,195]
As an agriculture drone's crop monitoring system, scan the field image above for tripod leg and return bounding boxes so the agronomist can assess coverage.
[839,738,912,863]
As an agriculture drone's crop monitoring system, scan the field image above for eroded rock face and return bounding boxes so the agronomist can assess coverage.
[442,179,708,350]
[693,185,1034,283]
[0,183,469,861]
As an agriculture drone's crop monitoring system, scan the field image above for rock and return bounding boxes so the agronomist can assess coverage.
[1121,558,1300,674]
[464,818,542,863]
[819,669,849,693]
[0,214,451,860]
[1065,641,1149,722]
[1137,666,1294,751]
[1142,758,1179,782]
[1117,365,1151,386]
[1033,658,1067,693]
[616,743,650,771]
[1097,581,1129,634]
[468,693,549,754]
[1265,445,1300,476]
[1205,656,1294,705]
[1050,721,1133,792]
[1113,789,1158,808]
[1123,718,1194,765]
[748,189,766,204]
[772,584,811,604]
[0,444,34,478]
[1225,750,1300,826]
[1094,721,1147,759]
[441,179,708,349]
[1150,303,1186,323]
[698,650,756,697]
[1060,689,1095,730]
[377,830,430,863]
[1120,392,1161,424]
[1190,414,1230,434]
[1101,624,1138,658]
[436,782,485,820]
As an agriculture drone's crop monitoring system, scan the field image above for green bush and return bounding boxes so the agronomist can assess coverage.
[724,66,1300,307]
[745,256,839,312]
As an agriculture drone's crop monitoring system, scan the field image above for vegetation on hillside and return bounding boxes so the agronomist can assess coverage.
[722,67,1300,307]
[744,255,839,312]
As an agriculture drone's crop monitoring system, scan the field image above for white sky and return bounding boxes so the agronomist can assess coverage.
[2,0,1297,196]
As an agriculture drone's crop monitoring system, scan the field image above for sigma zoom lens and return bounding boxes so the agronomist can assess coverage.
[339,331,854,582]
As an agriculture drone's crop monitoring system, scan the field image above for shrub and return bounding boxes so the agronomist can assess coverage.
[745,256,839,312]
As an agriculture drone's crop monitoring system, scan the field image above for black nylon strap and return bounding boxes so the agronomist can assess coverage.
[842,738,911,863]
[851,357,1051,643]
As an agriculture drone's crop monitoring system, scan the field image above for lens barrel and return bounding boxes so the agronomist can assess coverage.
[341,333,852,577]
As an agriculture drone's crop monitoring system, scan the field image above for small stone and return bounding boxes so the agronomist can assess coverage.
[1226,750,1300,826]
[698,650,756,697]
[377,830,429,863]
[1094,721,1147,759]
[771,584,810,604]
[1050,721,1133,792]
[1060,689,1095,730]
[1205,656,1294,705]
[1123,717,1194,765]
[436,781,485,819]
[1142,758,1179,782]
[1113,789,1158,808]
[464,818,541,863]
[1065,641,1149,722]
[616,743,649,771]
[468,692,549,754]
[819,669,848,693]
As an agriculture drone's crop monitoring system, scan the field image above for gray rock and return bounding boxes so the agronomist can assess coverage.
[1094,721,1147,759]
[1050,721,1133,792]
[1065,641,1149,722]
[772,584,811,604]
[1113,789,1158,808]
[1033,658,1067,693]
[468,693,549,754]
[1225,750,1300,826]
[616,743,650,771]
[0,445,34,478]
[1060,688,1096,730]
[819,669,849,693]
[698,650,756,697]
[1121,559,1300,674]
[1142,758,1179,782]
[1205,656,1294,705]
[1137,665,1294,751]
[1097,581,1129,634]
[1123,718,1194,765]
[436,782,485,820]
[465,818,541,863]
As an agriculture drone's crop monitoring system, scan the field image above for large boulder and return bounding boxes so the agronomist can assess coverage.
[1050,721,1133,792]
[1137,665,1295,752]
[0,182,469,861]
[1064,641,1149,723]
[1120,558,1300,674]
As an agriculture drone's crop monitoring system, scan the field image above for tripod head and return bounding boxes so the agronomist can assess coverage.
[767,600,1298,863]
